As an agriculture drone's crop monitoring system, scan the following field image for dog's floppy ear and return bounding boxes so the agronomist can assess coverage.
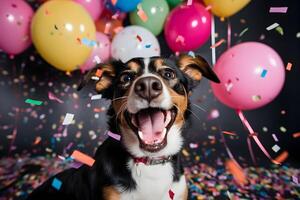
[77,62,116,97]
[178,54,220,88]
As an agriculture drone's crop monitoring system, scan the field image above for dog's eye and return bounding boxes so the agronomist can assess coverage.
[161,69,176,80]
[119,73,133,84]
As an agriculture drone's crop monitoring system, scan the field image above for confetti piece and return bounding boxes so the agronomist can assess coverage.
[272,144,280,152]
[113,26,123,34]
[210,39,225,48]
[269,7,288,13]
[239,28,249,37]
[111,0,117,5]
[205,5,212,10]
[175,35,185,45]
[292,176,299,184]
[52,178,62,190]
[136,35,142,42]
[93,55,101,64]
[62,113,74,125]
[25,99,43,106]
[91,76,100,81]
[297,32,300,38]
[137,6,148,22]
[81,38,97,47]
[225,159,247,186]
[182,149,189,157]
[189,143,198,149]
[222,131,237,136]
[187,0,193,6]
[286,62,293,71]
[33,136,42,145]
[272,134,278,142]
[107,130,121,141]
[95,69,103,77]
[104,22,112,34]
[266,23,279,31]
[274,151,288,163]
[71,150,95,167]
[168,189,174,200]
[225,80,233,92]
[188,51,195,58]
[91,94,102,100]
[48,92,64,103]
[293,132,300,138]
[145,44,151,48]
[261,69,268,78]
[280,126,287,133]
[275,26,284,35]
[252,95,261,102]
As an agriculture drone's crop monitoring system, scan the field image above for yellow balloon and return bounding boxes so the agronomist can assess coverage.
[203,0,250,18]
[31,0,96,71]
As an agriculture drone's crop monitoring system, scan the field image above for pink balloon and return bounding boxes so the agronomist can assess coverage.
[211,42,285,110]
[0,0,33,55]
[164,3,211,52]
[80,32,111,72]
[74,0,104,21]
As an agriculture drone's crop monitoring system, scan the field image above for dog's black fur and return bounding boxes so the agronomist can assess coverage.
[27,55,219,200]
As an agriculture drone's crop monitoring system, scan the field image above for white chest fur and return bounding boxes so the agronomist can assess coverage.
[119,160,187,200]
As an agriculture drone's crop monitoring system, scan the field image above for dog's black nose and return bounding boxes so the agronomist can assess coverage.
[134,77,162,101]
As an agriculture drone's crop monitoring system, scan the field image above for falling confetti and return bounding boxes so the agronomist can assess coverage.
[62,113,74,125]
[25,99,43,106]
[269,7,288,13]
[266,23,279,31]
[51,178,62,190]
[71,150,95,167]
[107,130,121,141]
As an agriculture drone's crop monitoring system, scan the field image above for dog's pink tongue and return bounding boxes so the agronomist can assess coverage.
[138,110,165,143]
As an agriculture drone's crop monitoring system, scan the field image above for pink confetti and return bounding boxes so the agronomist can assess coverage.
[187,0,193,6]
[48,92,64,103]
[107,130,121,141]
[175,35,185,45]
[104,22,112,34]
[272,134,279,142]
[269,7,288,13]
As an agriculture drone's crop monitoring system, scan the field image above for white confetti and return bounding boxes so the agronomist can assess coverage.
[272,144,280,153]
[266,23,279,31]
[62,113,74,125]
[272,134,279,142]
[91,94,102,100]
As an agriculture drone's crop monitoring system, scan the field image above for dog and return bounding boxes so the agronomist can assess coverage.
[27,54,220,200]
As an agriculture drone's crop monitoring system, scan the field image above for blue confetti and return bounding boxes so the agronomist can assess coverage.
[145,44,151,48]
[188,51,195,58]
[52,178,62,190]
[261,69,268,78]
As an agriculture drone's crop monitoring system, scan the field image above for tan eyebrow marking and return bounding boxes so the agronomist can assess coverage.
[127,61,141,73]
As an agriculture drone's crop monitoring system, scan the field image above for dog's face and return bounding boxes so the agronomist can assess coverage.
[79,54,219,157]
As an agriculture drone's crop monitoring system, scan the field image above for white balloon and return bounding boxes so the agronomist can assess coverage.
[111,26,160,63]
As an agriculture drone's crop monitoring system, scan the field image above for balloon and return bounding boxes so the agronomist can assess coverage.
[166,0,183,8]
[203,0,250,18]
[111,25,160,63]
[164,3,211,52]
[211,42,285,110]
[80,32,111,72]
[31,0,96,72]
[105,0,142,12]
[129,0,169,36]
[74,0,104,21]
[95,10,124,39]
[0,0,33,55]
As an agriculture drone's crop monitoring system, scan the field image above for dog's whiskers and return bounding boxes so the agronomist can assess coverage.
[111,96,128,102]
[172,104,185,121]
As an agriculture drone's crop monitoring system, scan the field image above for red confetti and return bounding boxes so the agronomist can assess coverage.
[136,35,142,42]
[168,189,174,200]
[111,0,117,5]
[210,39,225,48]
[286,62,293,71]
[293,132,300,138]
[95,69,103,77]
[71,150,95,167]
[222,131,237,136]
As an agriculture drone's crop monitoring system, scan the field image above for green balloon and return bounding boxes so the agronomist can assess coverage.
[166,0,184,8]
[130,0,169,36]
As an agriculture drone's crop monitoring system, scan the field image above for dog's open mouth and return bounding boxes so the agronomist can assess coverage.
[125,107,177,152]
